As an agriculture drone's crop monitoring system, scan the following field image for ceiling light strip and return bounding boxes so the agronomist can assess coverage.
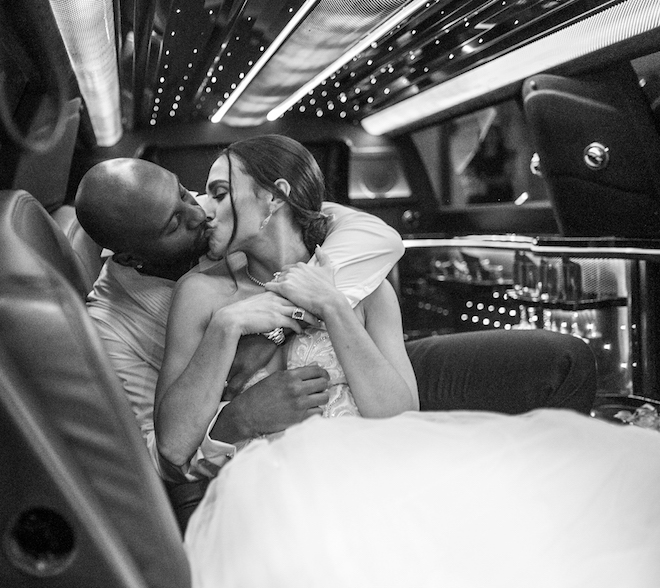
[266,0,432,122]
[361,0,660,136]
[48,0,122,146]
[210,0,320,124]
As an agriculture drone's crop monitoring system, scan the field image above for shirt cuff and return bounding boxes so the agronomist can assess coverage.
[194,402,237,463]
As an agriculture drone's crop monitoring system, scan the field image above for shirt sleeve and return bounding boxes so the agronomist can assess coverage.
[316,202,404,307]
[86,314,165,474]
[163,402,248,481]
[88,309,239,482]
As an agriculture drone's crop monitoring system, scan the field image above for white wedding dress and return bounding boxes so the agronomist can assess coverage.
[184,330,660,588]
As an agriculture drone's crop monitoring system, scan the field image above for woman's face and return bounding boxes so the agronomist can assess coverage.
[203,154,267,258]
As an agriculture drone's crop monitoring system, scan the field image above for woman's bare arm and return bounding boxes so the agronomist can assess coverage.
[322,280,418,416]
[266,248,418,416]
[155,275,241,466]
[155,274,307,466]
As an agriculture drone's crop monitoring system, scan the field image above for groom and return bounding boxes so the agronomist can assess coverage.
[75,157,405,484]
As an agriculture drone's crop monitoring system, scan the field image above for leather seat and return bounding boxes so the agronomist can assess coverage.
[0,190,189,587]
[0,190,91,299]
[51,204,104,293]
[523,62,660,238]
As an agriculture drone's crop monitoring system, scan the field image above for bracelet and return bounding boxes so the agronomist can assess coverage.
[262,327,285,346]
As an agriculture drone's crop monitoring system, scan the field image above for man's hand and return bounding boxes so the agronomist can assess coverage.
[224,335,279,400]
[211,366,330,443]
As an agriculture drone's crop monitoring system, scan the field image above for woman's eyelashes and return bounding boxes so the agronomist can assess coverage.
[211,190,227,202]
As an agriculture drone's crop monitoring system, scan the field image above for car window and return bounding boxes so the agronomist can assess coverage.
[412,100,550,208]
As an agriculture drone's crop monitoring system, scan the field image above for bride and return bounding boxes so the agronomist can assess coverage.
[154,134,418,476]
[155,135,660,587]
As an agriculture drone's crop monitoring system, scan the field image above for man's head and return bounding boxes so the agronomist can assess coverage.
[75,158,209,280]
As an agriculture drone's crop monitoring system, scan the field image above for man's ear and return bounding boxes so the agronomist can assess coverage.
[113,251,145,270]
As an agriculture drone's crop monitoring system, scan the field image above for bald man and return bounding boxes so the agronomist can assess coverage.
[76,158,405,482]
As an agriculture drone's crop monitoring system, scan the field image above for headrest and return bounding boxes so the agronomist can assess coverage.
[523,62,660,238]
[0,190,90,298]
[0,191,190,586]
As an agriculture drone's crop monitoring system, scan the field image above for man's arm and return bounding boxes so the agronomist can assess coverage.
[87,303,238,483]
[317,202,404,307]
[211,366,330,441]
[85,314,170,477]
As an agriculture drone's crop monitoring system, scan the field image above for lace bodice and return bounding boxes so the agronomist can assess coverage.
[241,327,361,418]
[287,327,360,417]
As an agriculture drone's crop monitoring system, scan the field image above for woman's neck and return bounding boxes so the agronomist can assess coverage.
[245,224,309,284]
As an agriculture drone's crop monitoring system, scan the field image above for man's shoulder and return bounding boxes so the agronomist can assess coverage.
[87,258,174,325]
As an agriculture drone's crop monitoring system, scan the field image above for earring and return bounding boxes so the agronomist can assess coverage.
[259,211,273,230]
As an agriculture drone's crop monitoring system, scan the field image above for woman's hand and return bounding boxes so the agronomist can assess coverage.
[212,291,315,337]
[265,246,345,320]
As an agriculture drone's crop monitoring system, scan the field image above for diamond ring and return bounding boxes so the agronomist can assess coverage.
[291,307,305,321]
[272,271,282,282]
[262,327,285,345]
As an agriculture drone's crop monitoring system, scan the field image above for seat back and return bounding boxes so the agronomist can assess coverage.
[523,62,660,238]
[0,190,91,299]
[51,203,104,291]
[0,190,190,587]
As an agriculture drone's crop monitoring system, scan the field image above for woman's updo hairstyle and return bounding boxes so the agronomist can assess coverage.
[221,134,329,254]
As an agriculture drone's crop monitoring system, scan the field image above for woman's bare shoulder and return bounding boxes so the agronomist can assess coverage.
[174,271,238,302]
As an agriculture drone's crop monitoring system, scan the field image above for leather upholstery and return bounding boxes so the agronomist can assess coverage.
[406,329,596,416]
[0,190,190,587]
[51,204,104,293]
[523,63,660,238]
[0,190,90,299]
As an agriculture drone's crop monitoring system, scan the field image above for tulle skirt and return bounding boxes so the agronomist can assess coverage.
[185,409,660,588]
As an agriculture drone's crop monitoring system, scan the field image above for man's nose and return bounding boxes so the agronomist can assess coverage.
[195,193,216,218]
[187,203,208,229]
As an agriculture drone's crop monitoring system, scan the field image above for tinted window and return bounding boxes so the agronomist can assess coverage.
[412,100,550,208]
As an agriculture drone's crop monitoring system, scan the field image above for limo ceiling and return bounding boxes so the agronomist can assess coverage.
[1,0,659,148]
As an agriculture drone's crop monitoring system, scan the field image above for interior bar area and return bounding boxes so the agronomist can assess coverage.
[398,235,660,412]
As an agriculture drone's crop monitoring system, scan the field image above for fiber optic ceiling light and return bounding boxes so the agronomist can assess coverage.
[210,0,320,124]
[218,0,430,126]
[48,0,122,146]
[266,0,431,122]
[361,0,660,136]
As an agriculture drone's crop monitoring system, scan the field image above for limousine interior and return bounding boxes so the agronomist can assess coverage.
[1,0,660,585]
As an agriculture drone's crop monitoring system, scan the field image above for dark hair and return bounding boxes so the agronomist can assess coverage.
[219,134,329,255]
